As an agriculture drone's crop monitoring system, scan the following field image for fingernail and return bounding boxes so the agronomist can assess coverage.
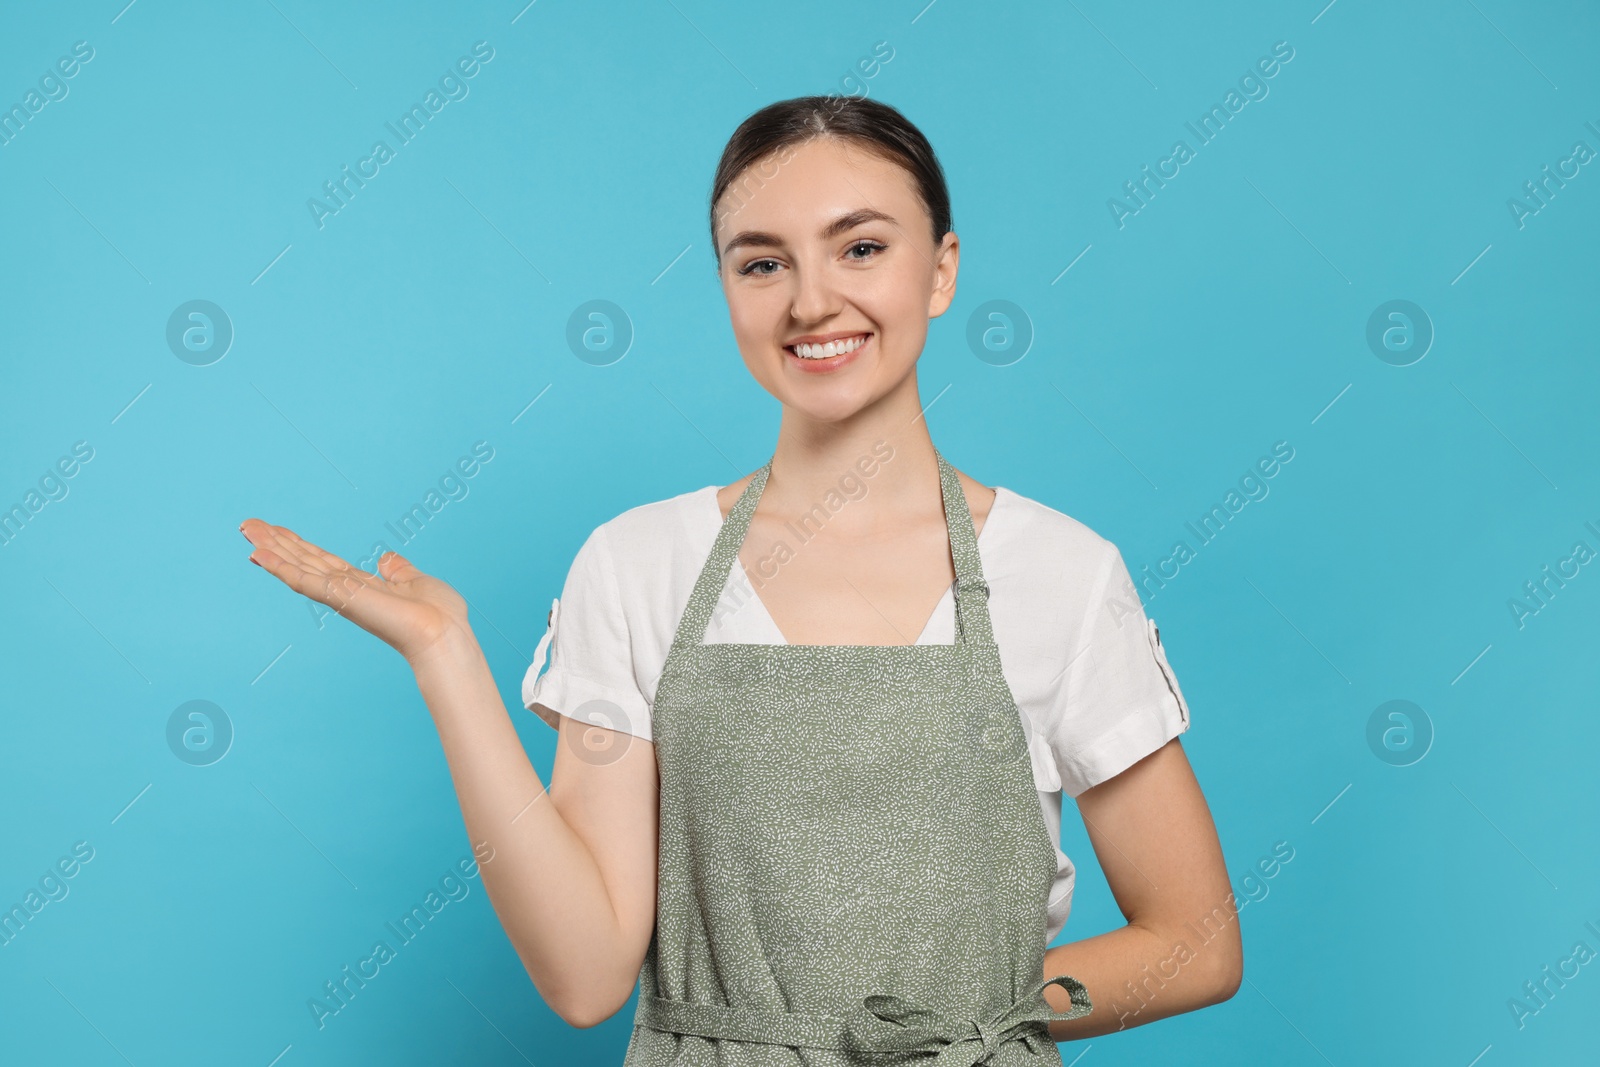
[249,556,262,567]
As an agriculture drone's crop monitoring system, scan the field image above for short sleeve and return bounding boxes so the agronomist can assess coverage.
[1049,544,1191,798]
[520,524,653,742]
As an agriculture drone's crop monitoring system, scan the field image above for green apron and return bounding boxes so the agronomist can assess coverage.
[624,448,1093,1066]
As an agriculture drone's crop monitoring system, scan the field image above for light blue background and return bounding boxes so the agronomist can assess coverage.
[2,1,1597,1063]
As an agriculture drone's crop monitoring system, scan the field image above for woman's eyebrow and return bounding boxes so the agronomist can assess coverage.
[721,208,897,257]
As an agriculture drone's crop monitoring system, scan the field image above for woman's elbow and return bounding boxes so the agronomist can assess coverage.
[1203,936,1244,1005]
[547,984,632,1030]
[561,998,625,1030]
[524,960,634,1030]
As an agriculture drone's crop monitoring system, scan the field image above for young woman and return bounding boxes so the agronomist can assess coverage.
[242,96,1241,1063]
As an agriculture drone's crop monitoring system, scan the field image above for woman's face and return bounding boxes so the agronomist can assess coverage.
[714,135,959,424]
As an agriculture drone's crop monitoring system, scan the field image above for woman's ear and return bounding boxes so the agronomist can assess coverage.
[928,231,960,317]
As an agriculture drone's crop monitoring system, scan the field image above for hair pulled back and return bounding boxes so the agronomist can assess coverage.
[708,95,952,269]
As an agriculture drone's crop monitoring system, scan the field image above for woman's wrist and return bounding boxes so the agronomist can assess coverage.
[405,618,483,677]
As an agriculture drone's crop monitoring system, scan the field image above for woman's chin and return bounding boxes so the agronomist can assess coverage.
[773,381,892,425]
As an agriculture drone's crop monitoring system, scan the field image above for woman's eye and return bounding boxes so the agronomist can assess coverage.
[736,243,884,276]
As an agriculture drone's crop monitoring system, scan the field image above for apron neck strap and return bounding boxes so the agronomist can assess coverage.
[934,447,997,647]
[669,447,996,650]
[669,461,772,651]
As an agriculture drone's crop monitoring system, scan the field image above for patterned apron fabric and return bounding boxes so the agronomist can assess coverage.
[623,449,1093,1066]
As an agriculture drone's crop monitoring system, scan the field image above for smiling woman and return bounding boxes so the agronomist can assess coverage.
[707,112,958,434]
[242,93,1239,1066]
[529,96,1235,1060]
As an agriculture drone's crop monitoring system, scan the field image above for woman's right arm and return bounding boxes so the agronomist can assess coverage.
[411,633,658,1027]
[240,520,657,1027]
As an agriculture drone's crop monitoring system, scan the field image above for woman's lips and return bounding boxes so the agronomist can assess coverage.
[783,333,871,374]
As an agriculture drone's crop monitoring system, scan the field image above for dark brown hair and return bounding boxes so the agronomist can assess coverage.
[708,95,953,269]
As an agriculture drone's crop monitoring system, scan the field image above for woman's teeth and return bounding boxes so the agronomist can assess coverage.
[789,334,869,360]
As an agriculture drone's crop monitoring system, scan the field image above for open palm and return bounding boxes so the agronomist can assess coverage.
[240,518,469,663]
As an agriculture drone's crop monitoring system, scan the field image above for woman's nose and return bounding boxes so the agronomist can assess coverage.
[788,260,843,323]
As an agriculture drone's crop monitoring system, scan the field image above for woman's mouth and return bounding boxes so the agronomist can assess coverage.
[783,332,871,373]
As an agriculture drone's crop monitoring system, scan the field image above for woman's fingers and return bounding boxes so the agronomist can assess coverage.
[242,518,465,659]
[257,523,340,576]
[271,523,364,577]
[249,543,335,605]
[247,521,367,586]
[376,550,424,584]
[243,519,379,610]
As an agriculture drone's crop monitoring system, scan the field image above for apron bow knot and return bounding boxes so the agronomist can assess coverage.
[843,974,1092,1066]
[973,1018,1002,1058]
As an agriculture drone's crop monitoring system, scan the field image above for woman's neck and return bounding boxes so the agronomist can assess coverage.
[763,375,943,531]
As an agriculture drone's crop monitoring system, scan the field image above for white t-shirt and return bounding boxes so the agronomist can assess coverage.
[521,481,1191,944]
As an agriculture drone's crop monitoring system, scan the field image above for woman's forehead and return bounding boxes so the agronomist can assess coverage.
[716,139,922,243]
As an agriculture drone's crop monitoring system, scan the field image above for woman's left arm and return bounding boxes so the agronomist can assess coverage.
[1042,736,1242,1039]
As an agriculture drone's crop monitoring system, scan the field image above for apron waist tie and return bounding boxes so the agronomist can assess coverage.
[637,973,1093,1065]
